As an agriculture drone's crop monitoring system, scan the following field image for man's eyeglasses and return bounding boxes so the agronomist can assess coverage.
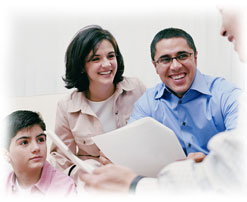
[155,52,193,66]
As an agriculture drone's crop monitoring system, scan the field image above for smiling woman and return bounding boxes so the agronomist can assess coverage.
[84,39,118,101]
[49,25,146,185]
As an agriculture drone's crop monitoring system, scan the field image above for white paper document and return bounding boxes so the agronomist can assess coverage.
[92,117,186,177]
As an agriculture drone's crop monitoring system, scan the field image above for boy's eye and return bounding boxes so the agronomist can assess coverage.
[20,140,29,145]
[38,137,46,143]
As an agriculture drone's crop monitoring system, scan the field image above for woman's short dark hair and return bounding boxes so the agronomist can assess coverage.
[150,27,197,61]
[63,25,124,92]
[4,110,46,149]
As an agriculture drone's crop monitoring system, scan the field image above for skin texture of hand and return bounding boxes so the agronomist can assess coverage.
[99,151,112,165]
[186,152,206,163]
[80,164,137,193]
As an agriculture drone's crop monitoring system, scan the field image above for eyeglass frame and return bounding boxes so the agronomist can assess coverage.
[154,52,194,66]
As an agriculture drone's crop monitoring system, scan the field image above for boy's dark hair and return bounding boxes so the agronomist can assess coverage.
[63,25,124,92]
[4,110,46,149]
[150,27,197,61]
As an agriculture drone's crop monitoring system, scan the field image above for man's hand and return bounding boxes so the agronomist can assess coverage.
[80,164,137,193]
[186,152,206,162]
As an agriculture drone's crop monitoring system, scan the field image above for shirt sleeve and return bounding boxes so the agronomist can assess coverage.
[128,91,152,124]
[136,78,147,95]
[221,87,242,130]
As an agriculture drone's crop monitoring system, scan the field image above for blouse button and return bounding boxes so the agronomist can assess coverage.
[12,185,16,192]
[115,111,118,115]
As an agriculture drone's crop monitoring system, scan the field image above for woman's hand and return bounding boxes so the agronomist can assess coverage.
[99,151,112,165]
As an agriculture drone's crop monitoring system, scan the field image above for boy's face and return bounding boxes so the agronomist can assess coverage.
[8,124,47,174]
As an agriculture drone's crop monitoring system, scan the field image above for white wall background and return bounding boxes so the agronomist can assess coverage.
[2,0,246,98]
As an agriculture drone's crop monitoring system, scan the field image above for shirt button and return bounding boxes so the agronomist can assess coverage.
[182,121,186,126]
[115,111,118,115]
[178,100,182,104]
[188,143,191,147]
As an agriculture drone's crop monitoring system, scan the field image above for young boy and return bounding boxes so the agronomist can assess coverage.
[3,110,77,196]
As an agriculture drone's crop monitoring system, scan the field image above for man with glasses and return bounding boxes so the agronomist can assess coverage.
[128,27,241,162]
[81,7,246,194]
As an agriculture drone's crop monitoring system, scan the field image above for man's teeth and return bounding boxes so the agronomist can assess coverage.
[99,71,111,75]
[172,74,185,80]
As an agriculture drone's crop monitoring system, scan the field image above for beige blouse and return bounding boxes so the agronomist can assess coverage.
[50,77,146,181]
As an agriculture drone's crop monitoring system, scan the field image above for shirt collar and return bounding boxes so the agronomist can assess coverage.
[116,77,136,92]
[8,162,50,195]
[68,77,135,113]
[32,161,51,194]
[155,69,212,99]
[189,70,212,96]
[8,172,18,194]
[154,83,167,99]
[67,90,88,113]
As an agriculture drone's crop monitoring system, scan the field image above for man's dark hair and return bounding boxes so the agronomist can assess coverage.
[150,27,197,61]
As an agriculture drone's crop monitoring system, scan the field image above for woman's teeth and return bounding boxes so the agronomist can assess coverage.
[99,71,111,75]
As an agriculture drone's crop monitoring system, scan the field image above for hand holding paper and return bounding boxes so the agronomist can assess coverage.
[46,130,98,173]
[92,117,186,177]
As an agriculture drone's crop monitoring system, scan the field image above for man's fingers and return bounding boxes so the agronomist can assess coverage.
[187,152,206,162]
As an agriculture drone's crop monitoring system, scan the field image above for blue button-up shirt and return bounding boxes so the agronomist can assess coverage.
[129,70,241,155]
